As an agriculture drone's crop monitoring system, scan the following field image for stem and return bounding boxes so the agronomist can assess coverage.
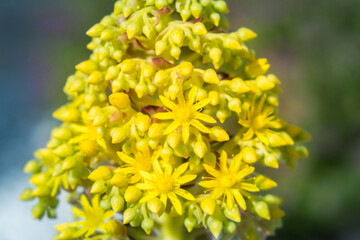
[161,214,184,240]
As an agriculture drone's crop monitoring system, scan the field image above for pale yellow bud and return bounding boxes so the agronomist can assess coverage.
[88,166,113,181]
[87,71,103,84]
[53,143,74,157]
[167,132,180,149]
[237,27,257,42]
[253,201,270,220]
[111,172,128,188]
[210,127,229,142]
[153,70,169,86]
[86,23,104,37]
[256,76,275,91]
[105,219,123,235]
[111,195,125,212]
[90,180,107,194]
[178,62,194,77]
[142,64,155,78]
[209,48,222,63]
[147,198,163,214]
[75,60,98,74]
[24,160,40,174]
[184,216,197,232]
[264,154,279,168]
[148,123,164,138]
[245,58,270,78]
[255,175,277,190]
[124,186,141,203]
[123,208,137,224]
[109,92,130,109]
[209,219,223,239]
[230,78,251,93]
[62,156,77,171]
[241,147,257,164]
[79,140,99,156]
[136,114,151,132]
[192,22,207,35]
[155,41,167,55]
[100,29,114,41]
[32,186,50,197]
[170,28,184,45]
[203,69,220,84]
[194,141,207,159]
[224,38,242,50]
[51,127,72,140]
[201,198,216,215]
[224,206,241,222]
[121,59,135,74]
[228,98,241,113]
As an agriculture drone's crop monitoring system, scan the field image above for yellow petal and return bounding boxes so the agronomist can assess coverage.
[235,166,255,181]
[195,112,217,123]
[164,121,181,134]
[117,152,135,165]
[173,162,189,178]
[240,183,259,192]
[219,151,228,172]
[190,119,210,133]
[182,122,190,143]
[193,98,211,110]
[159,96,177,110]
[174,188,196,201]
[80,195,91,212]
[187,86,198,105]
[232,189,246,210]
[203,164,221,178]
[139,191,159,203]
[177,174,197,185]
[198,180,217,189]
[153,112,174,120]
[168,193,183,215]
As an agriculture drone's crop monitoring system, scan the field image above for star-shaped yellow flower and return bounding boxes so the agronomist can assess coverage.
[153,86,216,143]
[199,151,259,210]
[238,95,282,145]
[117,146,160,184]
[137,160,197,215]
[55,195,114,238]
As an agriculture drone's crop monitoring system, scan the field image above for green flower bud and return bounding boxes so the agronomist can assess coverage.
[141,218,154,234]
[123,208,137,224]
[209,219,223,239]
[24,160,40,174]
[111,195,125,212]
[184,215,197,232]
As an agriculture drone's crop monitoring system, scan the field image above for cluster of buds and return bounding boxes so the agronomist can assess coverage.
[21,0,309,239]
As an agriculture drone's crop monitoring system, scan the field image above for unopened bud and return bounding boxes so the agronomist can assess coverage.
[90,180,107,194]
[79,140,99,156]
[111,195,125,212]
[136,114,151,132]
[124,186,141,203]
[203,69,220,84]
[109,92,130,109]
[241,147,257,164]
[141,218,154,235]
[88,166,113,181]
[123,208,137,224]
[201,198,216,215]
[209,219,223,239]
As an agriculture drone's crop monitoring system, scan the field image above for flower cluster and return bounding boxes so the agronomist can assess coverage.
[21,0,309,239]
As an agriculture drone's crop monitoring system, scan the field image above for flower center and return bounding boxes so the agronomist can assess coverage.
[174,107,193,122]
[251,115,266,130]
[219,175,235,188]
[156,175,174,193]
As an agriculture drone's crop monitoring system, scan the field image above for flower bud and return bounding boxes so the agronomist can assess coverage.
[178,62,194,77]
[141,218,154,235]
[126,22,139,39]
[209,219,223,238]
[53,106,80,122]
[190,3,203,18]
[87,71,104,84]
[20,188,34,201]
[111,172,129,188]
[224,206,241,222]
[53,143,74,157]
[75,60,98,74]
[224,38,241,50]
[148,123,164,138]
[253,201,270,220]
[86,23,104,37]
[216,109,229,123]
[110,127,127,144]
[237,27,257,42]
[210,13,220,26]
[255,175,277,190]
[264,154,279,168]
[230,78,251,93]
[24,160,40,174]
[111,195,125,212]
[142,64,155,78]
[123,208,137,224]
[213,1,229,14]
[209,48,222,63]
[168,84,180,100]
[124,186,141,203]
[228,98,241,113]
[256,76,275,91]
[91,180,108,194]
[241,147,257,164]
[224,221,236,234]
[200,198,216,215]
[170,28,184,45]
[121,59,135,74]
[88,166,113,181]
[51,127,72,140]
[100,29,114,41]
[155,41,167,55]
[171,46,181,59]
[194,141,207,159]
[109,92,130,109]
[32,204,45,219]
[105,219,123,235]
[210,126,229,142]
[136,114,151,132]
[167,132,180,149]
[153,70,169,86]
[184,215,197,232]
[181,9,191,21]
[147,198,163,214]
[79,140,99,156]
[192,22,207,36]
[203,69,220,84]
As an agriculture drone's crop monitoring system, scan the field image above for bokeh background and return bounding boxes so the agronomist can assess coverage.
[1,0,359,239]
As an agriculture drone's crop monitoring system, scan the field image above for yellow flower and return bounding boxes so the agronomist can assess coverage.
[199,151,259,210]
[238,95,282,145]
[153,86,216,143]
[137,160,197,215]
[117,146,160,184]
[56,195,114,238]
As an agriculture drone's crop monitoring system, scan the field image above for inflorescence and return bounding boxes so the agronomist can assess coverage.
[21,0,309,239]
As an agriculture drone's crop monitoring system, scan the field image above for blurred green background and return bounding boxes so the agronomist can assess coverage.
[0,0,359,239]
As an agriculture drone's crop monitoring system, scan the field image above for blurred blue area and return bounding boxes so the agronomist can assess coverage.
[0,0,359,239]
